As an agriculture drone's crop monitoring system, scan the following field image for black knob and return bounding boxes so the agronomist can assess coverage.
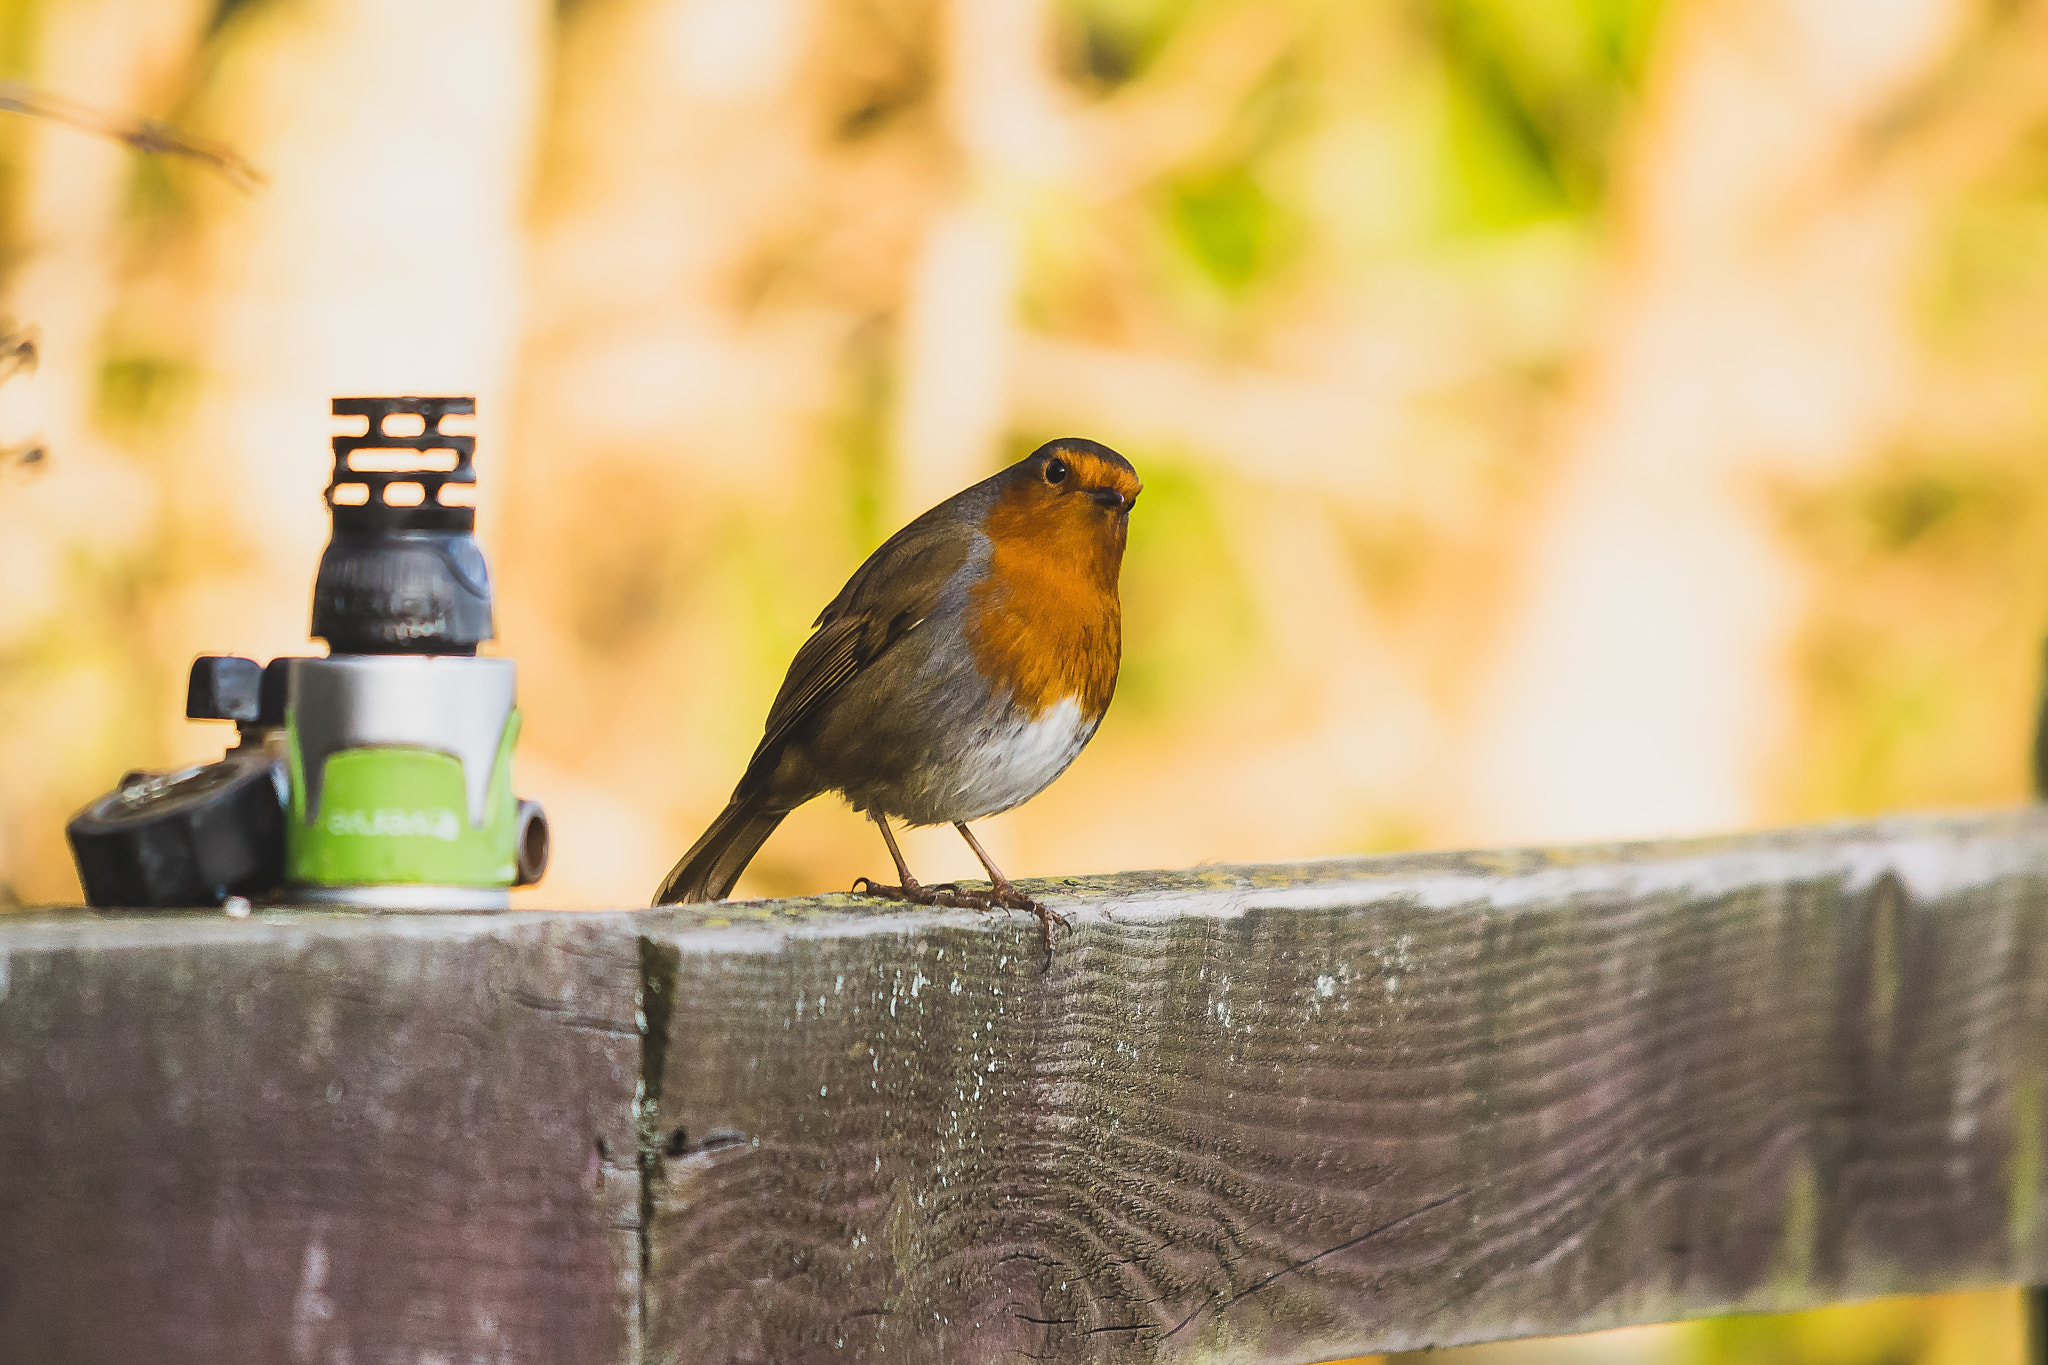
[260,657,296,727]
[186,656,263,722]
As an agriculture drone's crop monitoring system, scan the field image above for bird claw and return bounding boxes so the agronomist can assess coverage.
[1008,894,1070,963]
[848,876,961,907]
[990,887,1067,925]
[850,876,1069,957]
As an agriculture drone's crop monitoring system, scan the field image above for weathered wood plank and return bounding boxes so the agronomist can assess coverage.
[0,910,644,1364]
[9,811,2048,1363]
[640,811,2048,1364]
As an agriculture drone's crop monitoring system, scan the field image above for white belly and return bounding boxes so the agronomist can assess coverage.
[941,694,1097,823]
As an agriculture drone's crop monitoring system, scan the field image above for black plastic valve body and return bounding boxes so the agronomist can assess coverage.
[311,396,493,655]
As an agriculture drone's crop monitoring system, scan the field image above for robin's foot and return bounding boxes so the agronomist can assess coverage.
[849,875,984,910]
[850,877,1069,956]
[950,882,1070,953]
[992,886,1069,960]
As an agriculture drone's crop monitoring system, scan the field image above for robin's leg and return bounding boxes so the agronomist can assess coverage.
[953,822,1069,952]
[851,812,978,909]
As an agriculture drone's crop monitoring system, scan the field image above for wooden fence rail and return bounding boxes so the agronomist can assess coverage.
[6,809,2048,1363]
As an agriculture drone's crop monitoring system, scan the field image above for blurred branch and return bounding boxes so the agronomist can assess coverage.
[0,325,34,385]
[1833,0,2048,196]
[1076,4,1298,198]
[0,81,265,190]
[0,84,254,486]
[0,321,44,485]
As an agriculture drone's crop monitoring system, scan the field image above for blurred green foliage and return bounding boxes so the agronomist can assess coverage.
[1167,163,1291,290]
[1679,1290,2017,1365]
[1432,0,1661,223]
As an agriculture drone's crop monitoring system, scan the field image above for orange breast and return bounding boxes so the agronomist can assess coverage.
[965,483,1124,719]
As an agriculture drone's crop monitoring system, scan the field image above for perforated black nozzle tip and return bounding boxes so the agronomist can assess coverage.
[311,396,494,656]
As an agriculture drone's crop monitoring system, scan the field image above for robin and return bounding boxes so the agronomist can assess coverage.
[653,437,1140,946]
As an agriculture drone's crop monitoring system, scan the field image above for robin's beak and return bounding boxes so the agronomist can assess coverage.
[1088,487,1131,512]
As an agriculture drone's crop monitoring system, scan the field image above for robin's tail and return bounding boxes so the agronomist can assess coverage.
[652,794,790,905]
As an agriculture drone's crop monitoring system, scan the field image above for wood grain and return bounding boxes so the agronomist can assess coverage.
[0,909,644,1364]
[640,811,2048,1363]
[9,811,2048,1362]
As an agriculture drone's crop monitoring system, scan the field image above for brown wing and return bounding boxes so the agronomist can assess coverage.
[731,512,972,797]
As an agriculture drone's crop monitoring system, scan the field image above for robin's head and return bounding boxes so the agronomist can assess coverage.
[1006,437,1140,521]
[980,437,1141,590]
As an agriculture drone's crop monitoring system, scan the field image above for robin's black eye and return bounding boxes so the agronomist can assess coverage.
[1044,457,1069,485]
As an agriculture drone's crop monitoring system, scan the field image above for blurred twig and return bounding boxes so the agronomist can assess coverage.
[0,326,34,385]
[0,81,264,189]
[0,321,44,484]
[0,82,254,487]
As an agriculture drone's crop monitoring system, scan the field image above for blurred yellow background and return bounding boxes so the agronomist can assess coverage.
[5,0,2048,1359]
